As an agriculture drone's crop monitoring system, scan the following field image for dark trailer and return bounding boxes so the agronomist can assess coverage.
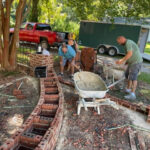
[79,20,150,60]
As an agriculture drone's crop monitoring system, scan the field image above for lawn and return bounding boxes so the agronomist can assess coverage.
[138,72,150,84]
[145,43,150,55]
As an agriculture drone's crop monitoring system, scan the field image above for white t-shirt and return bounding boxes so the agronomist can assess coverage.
[42,49,50,56]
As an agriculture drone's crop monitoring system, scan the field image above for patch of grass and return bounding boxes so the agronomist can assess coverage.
[0,71,20,77]
[140,89,150,100]
[145,43,150,55]
[18,46,36,54]
[79,45,85,50]
[138,72,150,84]
[54,55,59,62]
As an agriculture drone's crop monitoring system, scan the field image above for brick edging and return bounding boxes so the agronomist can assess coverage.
[106,94,150,122]
[0,57,64,150]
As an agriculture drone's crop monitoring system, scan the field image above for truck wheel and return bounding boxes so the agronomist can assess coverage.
[40,40,49,49]
[108,47,117,56]
[98,45,106,54]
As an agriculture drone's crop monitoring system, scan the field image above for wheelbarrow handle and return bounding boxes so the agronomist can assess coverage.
[107,77,125,89]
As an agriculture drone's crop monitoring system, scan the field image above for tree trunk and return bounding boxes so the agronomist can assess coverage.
[22,0,32,22]
[0,0,3,66]
[9,0,26,70]
[30,0,39,22]
[2,0,11,69]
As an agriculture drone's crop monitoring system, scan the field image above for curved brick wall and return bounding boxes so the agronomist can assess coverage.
[0,55,64,150]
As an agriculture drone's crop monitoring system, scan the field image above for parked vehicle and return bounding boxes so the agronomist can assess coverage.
[78,20,150,60]
[10,22,69,49]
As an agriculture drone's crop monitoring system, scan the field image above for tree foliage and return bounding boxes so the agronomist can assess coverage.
[38,0,80,36]
[1,0,150,70]
[65,0,150,20]
[28,0,150,34]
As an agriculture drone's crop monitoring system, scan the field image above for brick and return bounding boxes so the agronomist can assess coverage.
[11,131,22,144]
[45,88,58,94]
[44,82,57,87]
[1,62,64,150]
[31,107,41,115]
[20,133,42,144]
[33,116,53,124]
[41,104,58,110]
[107,94,149,116]
[58,78,74,87]
[13,89,22,96]
[136,133,146,150]
[44,94,59,101]
[2,139,15,149]
[128,128,137,150]
[16,94,25,100]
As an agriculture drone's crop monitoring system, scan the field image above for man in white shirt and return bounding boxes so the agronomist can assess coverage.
[42,48,50,56]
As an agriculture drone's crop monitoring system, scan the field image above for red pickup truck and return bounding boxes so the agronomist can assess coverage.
[10,22,68,48]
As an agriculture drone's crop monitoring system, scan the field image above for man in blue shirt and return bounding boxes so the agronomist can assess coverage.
[58,43,76,77]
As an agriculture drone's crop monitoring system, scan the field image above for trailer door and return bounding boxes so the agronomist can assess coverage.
[138,28,149,53]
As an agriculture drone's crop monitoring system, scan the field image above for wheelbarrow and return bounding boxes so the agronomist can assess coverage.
[73,71,125,115]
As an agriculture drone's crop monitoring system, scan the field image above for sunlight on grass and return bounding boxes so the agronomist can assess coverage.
[138,72,150,84]
[54,55,59,61]
[145,43,150,55]
[140,89,150,98]
[18,47,36,54]
[17,53,30,64]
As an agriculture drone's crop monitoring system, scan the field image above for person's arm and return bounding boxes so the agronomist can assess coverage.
[116,50,132,64]
[74,41,78,50]
[69,46,76,64]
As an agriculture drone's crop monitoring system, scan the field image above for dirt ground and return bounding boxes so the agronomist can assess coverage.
[0,50,150,149]
[55,84,150,150]
[53,52,150,150]
[0,75,39,145]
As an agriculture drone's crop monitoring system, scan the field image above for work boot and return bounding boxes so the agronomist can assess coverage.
[124,92,136,100]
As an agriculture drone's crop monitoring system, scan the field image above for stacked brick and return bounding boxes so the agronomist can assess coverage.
[0,55,64,150]
[147,108,150,123]
[75,50,81,70]
[13,88,25,99]
[29,54,54,76]
[106,94,150,122]
[81,48,97,71]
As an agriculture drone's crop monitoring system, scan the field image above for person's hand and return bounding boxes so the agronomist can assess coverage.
[116,59,124,65]
[74,41,78,49]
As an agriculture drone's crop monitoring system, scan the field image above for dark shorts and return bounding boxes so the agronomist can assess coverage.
[125,63,142,80]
